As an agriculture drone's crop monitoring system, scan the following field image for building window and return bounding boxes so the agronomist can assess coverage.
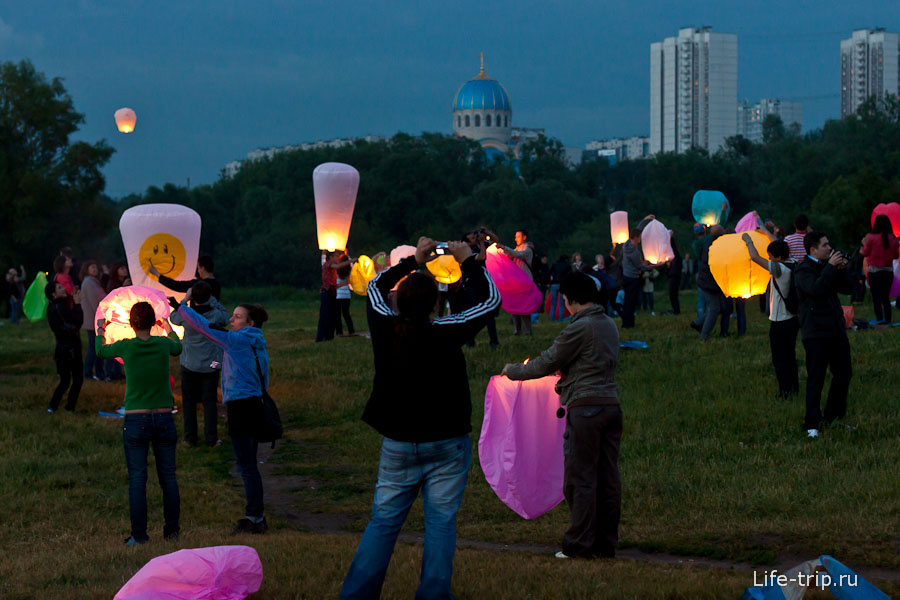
[457,116,461,128]
[475,114,481,127]
[465,115,470,127]
[486,114,492,127]
[505,116,509,127]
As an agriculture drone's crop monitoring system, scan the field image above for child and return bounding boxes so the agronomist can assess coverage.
[640,268,658,314]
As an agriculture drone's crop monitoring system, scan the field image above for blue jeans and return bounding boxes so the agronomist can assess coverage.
[122,413,180,541]
[9,297,20,324]
[549,284,562,320]
[695,286,707,322]
[341,435,472,600]
[83,330,106,379]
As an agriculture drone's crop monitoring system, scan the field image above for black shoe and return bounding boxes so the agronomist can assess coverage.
[124,536,147,546]
[231,517,268,535]
[164,528,180,541]
[689,321,702,332]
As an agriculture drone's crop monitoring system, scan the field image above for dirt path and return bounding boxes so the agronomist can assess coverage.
[232,445,900,583]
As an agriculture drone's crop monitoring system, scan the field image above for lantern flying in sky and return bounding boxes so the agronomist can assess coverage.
[640,219,674,265]
[871,203,900,238]
[114,108,137,133]
[692,190,730,226]
[95,286,175,360]
[120,203,202,302]
[313,162,359,252]
[426,254,462,285]
[610,211,629,245]
[709,231,770,298]
[348,255,376,295]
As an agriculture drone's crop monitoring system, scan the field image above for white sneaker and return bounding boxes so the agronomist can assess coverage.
[807,429,819,438]
[555,551,570,559]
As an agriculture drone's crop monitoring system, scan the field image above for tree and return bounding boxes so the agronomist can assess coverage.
[0,60,115,270]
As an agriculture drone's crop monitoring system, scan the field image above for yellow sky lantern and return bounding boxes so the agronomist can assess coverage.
[114,107,137,133]
[313,162,359,252]
[610,211,629,245]
[348,255,376,295]
[709,231,770,298]
[426,254,462,284]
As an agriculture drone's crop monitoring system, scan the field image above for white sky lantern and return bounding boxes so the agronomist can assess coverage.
[119,203,202,303]
[114,107,137,133]
[641,219,674,265]
[313,162,359,252]
[610,211,629,245]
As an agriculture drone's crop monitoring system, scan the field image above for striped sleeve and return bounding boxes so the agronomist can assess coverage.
[432,266,501,326]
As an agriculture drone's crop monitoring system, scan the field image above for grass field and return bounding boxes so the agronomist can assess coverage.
[1,286,899,599]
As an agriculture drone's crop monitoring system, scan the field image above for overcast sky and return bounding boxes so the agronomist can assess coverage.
[2,1,898,198]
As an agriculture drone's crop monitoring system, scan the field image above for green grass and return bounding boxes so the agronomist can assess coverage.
[1,288,899,598]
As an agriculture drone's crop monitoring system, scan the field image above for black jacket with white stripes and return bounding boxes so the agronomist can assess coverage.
[362,254,501,442]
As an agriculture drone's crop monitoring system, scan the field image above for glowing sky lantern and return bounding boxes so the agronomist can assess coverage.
[640,219,674,265]
[119,203,202,302]
[485,244,543,315]
[95,286,175,361]
[610,211,629,245]
[348,255,375,295]
[871,202,900,238]
[389,245,416,267]
[313,162,359,252]
[692,190,730,226]
[479,373,565,519]
[709,231,770,298]
[426,254,462,284]
[114,107,137,133]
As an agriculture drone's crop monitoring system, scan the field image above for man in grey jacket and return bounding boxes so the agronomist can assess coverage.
[502,271,620,559]
[169,281,229,446]
[498,229,535,336]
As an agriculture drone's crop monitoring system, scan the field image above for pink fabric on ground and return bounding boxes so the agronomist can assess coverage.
[479,374,565,519]
[114,545,263,600]
[485,245,543,315]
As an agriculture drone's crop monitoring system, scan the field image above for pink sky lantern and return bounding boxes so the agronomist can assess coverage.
[735,211,762,233]
[640,219,674,265]
[871,203,900,238]
[313,162,359,252]
[610,211,629,245]
[389,245,416,267]
[891,260,900,300]
[114,545,262,600]
[114,107,137,133]
[95,286,174,362]
[480,373,565,519]
[485,244,542,315]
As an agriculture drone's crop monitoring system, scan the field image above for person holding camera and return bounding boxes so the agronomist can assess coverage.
[340,236,500,600]
[502,272,621,560]
[175,294,271,534]
[794,232,854,438]
[96,304,183,545]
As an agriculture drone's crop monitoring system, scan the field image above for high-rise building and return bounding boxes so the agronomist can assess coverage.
[737,99,802,143]
[840,29,900,118]
[650,27,738,155]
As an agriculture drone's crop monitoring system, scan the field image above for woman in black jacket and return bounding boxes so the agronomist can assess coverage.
[45,282,84,413]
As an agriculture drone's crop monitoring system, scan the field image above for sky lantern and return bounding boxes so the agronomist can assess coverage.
[389,245,416,266]
[23,272,49,322]
[692,190,730,226]
[485,244,542,315]
[426,254,462,284]
[95,286,175,361]
[610,211,629,245]
[871,203,900,237]
[735,211,762,233]
[313,162,359,252]
[348,255,375,295]
[114,108,137,133]
[709,231,770,298]
[640,219,674,265]
[119,203,202,302]
[479,373,565,519]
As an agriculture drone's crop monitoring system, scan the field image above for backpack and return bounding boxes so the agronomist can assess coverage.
[771,262,798,315]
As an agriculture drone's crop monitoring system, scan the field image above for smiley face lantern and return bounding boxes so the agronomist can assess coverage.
[313,162,359,252]
[119,203,202,302]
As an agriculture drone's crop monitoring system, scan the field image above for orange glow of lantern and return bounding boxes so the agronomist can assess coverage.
[709,231,770,299]
[313,162,359,252]
[348,255,376,295]
[426,254,462,285]
[640,219,674,265]
[95,286,180,362]
[610,211,629,245]
[115,108,137,133]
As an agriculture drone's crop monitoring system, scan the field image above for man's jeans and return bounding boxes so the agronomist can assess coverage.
[549,284,563,321]
[181,368,220,445]
[122,413,180,541]
[341,435,472,600]
[9,296,20,324]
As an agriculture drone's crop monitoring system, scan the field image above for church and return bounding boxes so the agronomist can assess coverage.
[451,55,514,161]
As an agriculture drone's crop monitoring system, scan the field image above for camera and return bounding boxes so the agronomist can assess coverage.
[433,242,449,256]
[478,227,493,243]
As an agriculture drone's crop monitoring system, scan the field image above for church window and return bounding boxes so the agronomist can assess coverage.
[475,114,481,127]
[465,115,470,127]
[486,114,492,127]
[504,115,509,127]
[457,116,461,128]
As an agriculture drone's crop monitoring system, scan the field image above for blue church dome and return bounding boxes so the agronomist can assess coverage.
[453,61,511,112]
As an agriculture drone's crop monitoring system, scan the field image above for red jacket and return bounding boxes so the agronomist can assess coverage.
[861,233,899,268]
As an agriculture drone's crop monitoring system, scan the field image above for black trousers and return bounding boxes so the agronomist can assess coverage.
[181,368,220,445]
[316,290,337,342]
[869,270,893,323]
[769,318,799,398]
[335,298,355,335]
[802,335,852,429]
[562,404,622,558]
[668,274,681,314]
[50,348,83,412]
[621,276,642,328]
